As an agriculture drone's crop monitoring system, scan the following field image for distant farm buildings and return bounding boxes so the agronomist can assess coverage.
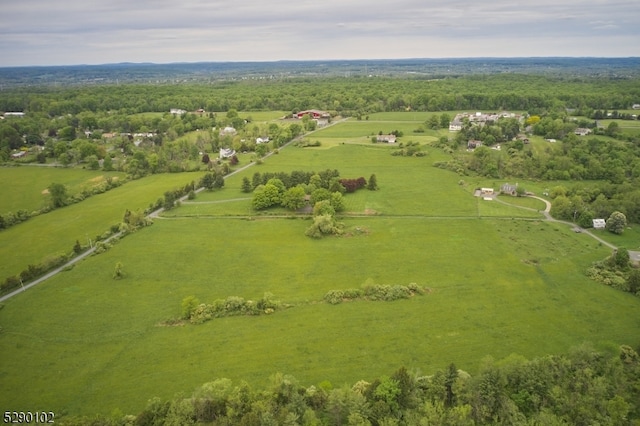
[592,219,606,229]
[295,110,330,119]
[449,111,522,131]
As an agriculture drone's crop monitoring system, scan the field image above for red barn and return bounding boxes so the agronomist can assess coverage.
[295,110,330,119]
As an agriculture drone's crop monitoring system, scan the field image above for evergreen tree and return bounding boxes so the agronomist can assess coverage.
[367,174,378,190]
[241,177,252,193]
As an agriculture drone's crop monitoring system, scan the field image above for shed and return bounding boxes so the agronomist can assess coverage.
[592,219,606,229]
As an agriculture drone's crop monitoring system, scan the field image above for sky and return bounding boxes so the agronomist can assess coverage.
[1,0,639,67]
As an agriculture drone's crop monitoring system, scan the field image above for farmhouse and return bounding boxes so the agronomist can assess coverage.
[170,108,186,116]
[593,218,606,229]
[501,183,518,196]
[219,148,236,159]
[449,119,463,131]
[376,134,397,143]
[574,128,592,136]
[481,188,494,195]
[633,104,640,110]
[256,137,270,144]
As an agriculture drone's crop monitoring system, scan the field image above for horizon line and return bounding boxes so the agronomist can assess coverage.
[2,56,639,69]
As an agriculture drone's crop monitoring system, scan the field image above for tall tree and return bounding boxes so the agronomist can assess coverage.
[48,182,68,208]
[606,211,627,234]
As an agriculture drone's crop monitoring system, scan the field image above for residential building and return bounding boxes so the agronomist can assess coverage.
[376,134,397,143]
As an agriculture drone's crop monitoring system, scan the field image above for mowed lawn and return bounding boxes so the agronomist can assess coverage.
[2,214,637,416]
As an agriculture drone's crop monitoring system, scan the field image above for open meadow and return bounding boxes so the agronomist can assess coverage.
[1,114,639,417]
[0,171,206,280]
[0,167,125,215]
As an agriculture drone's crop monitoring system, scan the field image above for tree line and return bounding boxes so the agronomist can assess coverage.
[2,74,639,118]
[59,344,640,425]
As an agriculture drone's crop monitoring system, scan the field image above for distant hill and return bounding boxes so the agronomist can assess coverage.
[1,57,639,87]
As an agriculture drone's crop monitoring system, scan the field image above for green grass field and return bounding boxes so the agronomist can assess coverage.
[1,114,639,418]
[0,167,125,215]
[0,172,206,280]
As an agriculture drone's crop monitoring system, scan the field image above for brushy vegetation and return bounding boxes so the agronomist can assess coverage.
[184,293,281,324]
[324,283,426,305]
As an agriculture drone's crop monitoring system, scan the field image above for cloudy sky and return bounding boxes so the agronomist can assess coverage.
[1,0,638,67]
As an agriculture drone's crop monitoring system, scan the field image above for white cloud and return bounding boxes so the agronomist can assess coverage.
[0,0,638,66]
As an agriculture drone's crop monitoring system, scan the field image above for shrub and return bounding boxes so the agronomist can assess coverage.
[188,293,280,324]
[181,296,200,320]
[343,288,363,299]
[324,290,345,305]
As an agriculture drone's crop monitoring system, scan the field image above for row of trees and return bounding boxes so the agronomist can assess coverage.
[2,74,639,117]
[60,344,640,425]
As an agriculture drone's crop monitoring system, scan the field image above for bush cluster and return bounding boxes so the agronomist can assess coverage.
[586,249,638,295]
[304,214,343,239]
[187,293,280,325]
[391,141,427,157]
[324,283,425,304]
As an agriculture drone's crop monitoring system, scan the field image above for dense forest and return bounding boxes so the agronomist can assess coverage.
[1,74,640,116]
[1,57,639,86]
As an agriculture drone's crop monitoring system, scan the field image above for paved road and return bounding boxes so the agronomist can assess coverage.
[0,231,123,303]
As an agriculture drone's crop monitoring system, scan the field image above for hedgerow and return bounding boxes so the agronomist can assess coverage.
[324,283,426,304]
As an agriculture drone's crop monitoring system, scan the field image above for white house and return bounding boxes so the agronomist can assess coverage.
[256,137,269,144]
[448,119,463,131]
[376,134,397,143]
[592,219,606,229]
[219,148,236,159]
[220,126,237,136]
[170,108,186,116]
